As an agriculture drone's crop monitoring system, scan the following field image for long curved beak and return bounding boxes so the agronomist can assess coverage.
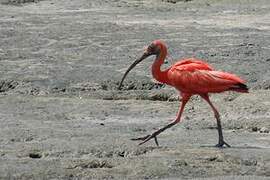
[118,52,151,90]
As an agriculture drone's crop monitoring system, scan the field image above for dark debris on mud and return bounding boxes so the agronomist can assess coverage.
[88,146,162,159]
[66,159,113,169]
[0,0,42,5]
[2,79,173,101]
[0,80,18,93]
[101,80,165,91]
[162,0,192,4]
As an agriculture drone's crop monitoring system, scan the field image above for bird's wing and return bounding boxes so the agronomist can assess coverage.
[171,58,214,71]
[168,69,246,93]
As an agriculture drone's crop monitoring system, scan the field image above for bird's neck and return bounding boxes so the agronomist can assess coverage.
[151,48,169,84]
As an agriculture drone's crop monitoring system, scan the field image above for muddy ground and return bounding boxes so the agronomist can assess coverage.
[0,0,270,179]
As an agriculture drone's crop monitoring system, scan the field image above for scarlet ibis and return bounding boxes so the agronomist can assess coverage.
[118,40,248,148]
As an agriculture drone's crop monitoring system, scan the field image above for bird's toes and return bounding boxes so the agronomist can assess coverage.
[130,135,150,141]
[215,140,231,148]
[215,143,224,148]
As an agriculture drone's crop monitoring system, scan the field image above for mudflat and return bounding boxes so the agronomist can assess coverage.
[0,0,269,179]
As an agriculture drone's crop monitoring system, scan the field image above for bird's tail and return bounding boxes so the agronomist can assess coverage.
[229,83,249,93]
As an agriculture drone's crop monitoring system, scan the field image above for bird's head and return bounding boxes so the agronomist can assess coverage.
[118,40,167,90]
[143,40,165,56]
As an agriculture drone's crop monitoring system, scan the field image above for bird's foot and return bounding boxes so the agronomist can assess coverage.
[131,122,177,146]
[215,140,231,148]
[131,134,159,146]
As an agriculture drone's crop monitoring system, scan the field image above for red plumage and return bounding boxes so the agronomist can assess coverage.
[167,58,248,94]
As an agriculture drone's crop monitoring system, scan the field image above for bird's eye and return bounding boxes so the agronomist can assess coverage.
[148,44,155,52]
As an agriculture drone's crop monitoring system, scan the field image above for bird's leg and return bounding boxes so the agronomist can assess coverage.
[200,94,231,148]
[131,94,191,146]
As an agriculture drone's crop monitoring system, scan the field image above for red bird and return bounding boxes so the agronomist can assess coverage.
[118,40,248,148]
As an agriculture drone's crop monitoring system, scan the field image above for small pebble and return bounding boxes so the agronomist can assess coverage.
[259,127,269,133]
[29,152,42,159]
[251,126,258,132]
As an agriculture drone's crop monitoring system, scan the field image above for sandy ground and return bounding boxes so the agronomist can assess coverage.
[0,0,270,179]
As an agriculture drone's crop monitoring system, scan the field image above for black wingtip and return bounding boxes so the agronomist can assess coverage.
[230,83,249,93]
[237,83,248,90]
